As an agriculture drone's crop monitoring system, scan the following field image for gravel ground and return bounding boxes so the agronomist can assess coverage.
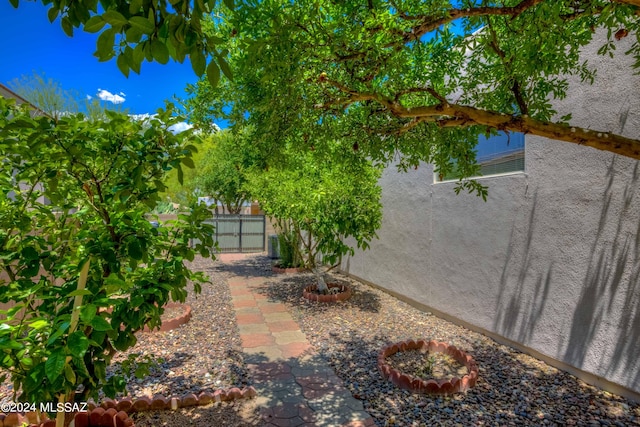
[3,254,640,427]
[106,256,251,398]
[249,256,640,427]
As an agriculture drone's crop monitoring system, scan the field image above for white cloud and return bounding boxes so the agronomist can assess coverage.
[96,89,126,104]
[168,122,193,134]
[86,95,92,100]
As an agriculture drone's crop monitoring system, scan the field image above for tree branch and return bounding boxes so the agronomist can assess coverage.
[322,79,640,159]
[400,0,545,44]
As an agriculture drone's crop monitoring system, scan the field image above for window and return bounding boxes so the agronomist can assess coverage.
[435,131,524,182]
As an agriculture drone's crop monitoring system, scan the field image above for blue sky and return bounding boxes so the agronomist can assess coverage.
[0,1,200,116]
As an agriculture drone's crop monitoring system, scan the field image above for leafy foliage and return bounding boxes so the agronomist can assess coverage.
[249,144,383,272]
[193,128,261,214]
[0,98,214,415]
[185,0,640,198]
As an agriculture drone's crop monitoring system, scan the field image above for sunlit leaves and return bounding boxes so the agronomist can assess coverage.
[0,99,214,406]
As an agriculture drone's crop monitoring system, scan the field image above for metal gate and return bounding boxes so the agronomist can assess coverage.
[207,215,266,253]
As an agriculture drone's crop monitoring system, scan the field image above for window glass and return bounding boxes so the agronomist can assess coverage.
[436,131,524,181]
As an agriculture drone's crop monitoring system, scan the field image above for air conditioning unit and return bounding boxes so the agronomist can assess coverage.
[267,235,280,259]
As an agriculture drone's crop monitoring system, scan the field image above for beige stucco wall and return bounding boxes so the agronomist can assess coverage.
[341,30,640,398]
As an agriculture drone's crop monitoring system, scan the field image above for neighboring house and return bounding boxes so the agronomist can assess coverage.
[341,30,640,400]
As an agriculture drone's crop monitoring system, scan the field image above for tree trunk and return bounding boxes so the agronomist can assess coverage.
[313,267,329,294]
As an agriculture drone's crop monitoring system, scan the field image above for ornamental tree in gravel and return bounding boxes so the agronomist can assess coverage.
[249,144,383,294]
[0,98,214,427]
[193,128,261,214]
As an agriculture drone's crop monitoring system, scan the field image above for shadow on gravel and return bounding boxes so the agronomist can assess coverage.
[214,254,276,279]
[261,274,383,314]
[130,399,261,427]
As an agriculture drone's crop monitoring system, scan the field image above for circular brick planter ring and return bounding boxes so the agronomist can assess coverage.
[142,302,192,332]
[378,339,479,395]
[302,283,352,303]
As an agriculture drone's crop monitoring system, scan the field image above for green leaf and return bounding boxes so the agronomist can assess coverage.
[0,338,24,350]
[94,360,107,382]
[67,331,90,358]
[182,156,195,168]
[91,316,113,331]
[47,6,59,23]
[21,246,38,260]
[216,54,233,80]
[190,49,206,77]
[127,239,143,260]
[80,304,97,323]
[84,15,106,33]
[132,44,145,70]
[61,16,74,37]
[177,164,184,185]
[9,0,18,7]
[117,54,130,77]
[96,28,115,61]
[45,349,65,382]
[223,0,234,10]
[64,363,76,384]
[129,0,143,14]
[67,289,93,297]
[103,10,128,27]
[151,39,170,64]
[30,319,49,330]
[206,60,220,88]
[47,321,70,345]
[129,16,155,35]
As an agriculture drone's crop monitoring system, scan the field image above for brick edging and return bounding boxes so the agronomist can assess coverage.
[302,283,352,303]
[378,340,478,395]
[142,302,192,332]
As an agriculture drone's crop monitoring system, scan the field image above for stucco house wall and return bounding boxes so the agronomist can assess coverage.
[340,30,640,399]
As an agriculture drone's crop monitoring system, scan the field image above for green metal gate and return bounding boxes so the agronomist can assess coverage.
[207,215,266,253]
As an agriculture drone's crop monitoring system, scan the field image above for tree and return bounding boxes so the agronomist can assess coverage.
[194,128,260,214]
[184,0,640,197]
[0,98,214,426]
[249,143,383,293]
[9,71,127,120]
[20,1,640,184]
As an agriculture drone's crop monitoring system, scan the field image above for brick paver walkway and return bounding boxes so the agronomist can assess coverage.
[219,254,376,427]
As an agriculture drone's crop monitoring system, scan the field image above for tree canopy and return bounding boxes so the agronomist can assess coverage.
[180,0,640,195]
[18,1,640,187]
[193,128,261,214]
[249,142,383,289]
